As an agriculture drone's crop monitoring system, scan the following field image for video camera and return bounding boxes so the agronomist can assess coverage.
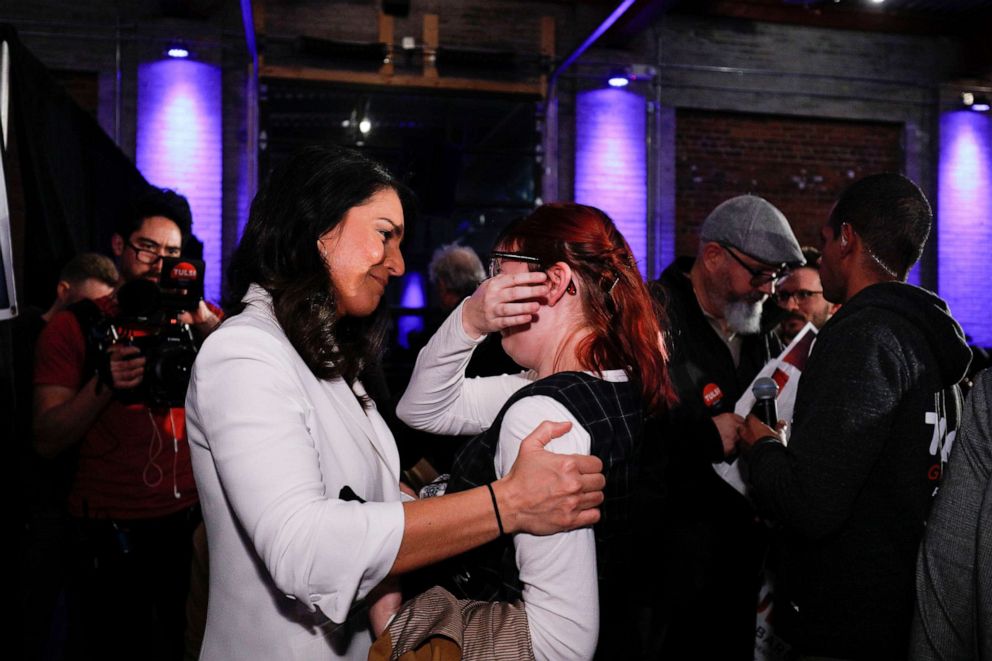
[93,257,206,407]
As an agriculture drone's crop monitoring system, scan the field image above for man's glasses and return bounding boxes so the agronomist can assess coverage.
[488,250,542,279]
[127,241,180,265]
[721,246,786,287]
[775,289,823,304]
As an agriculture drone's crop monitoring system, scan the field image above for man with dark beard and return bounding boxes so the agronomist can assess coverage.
[639,195,803,660]
[775,246,839,344]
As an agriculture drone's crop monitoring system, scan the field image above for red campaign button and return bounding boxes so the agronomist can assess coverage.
[702,382,723,408]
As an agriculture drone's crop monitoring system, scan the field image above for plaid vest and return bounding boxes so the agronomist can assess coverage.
[443,371,644,607]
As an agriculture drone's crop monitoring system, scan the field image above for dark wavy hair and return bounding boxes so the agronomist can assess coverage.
[119,187,192,238]
[227,146,414,393]
[495,203,675,415]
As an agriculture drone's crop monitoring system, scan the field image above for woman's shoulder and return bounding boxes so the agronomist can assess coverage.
[198,301,295,367]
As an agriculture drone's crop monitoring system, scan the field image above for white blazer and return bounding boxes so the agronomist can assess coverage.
[186,285,404,660]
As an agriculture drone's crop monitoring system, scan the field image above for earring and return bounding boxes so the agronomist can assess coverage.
[566,280,577,295]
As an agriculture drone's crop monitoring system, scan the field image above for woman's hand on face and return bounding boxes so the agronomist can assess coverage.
[461,271,549,339]
[495,420,605,536]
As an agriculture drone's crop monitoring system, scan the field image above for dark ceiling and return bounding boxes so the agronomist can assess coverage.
[598,0,992,41]
[594,0,992,76]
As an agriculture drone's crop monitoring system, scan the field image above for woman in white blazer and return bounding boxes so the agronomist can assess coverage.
[185,146,605,660]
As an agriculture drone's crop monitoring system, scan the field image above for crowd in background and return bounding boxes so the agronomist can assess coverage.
[14,156,992,661]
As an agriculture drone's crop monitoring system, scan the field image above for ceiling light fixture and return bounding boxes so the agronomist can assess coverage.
[607,68,630,88]
[962,91,990,112]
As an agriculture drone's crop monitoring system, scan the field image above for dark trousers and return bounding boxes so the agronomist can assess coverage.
[66,506,200,661]
[20,509,73,661]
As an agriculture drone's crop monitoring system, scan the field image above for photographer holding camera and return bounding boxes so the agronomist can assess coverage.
[33,188,219,660]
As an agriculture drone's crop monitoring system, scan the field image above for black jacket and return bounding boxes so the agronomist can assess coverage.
[748,281,971,659]
[657,257,784,463]
[637,257,784,660]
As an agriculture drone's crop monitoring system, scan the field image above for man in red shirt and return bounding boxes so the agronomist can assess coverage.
[34,188,220,660]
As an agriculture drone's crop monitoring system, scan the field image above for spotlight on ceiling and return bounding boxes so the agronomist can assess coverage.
[607,69,630,88]
[962,91,990,113]
[167,45,190,59]
[359,118,372,134]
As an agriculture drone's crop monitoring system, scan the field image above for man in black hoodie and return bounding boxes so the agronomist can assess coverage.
[740,173,972,660]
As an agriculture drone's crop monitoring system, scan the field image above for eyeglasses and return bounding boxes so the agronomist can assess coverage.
[775,289,823,304]
[127,241,181,265]
[488,250,542,279]
[721,246,786,287]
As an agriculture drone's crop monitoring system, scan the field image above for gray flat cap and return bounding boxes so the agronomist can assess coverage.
[699,195,804,266]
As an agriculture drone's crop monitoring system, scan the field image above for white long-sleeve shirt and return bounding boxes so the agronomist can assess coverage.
[397,301,627,661]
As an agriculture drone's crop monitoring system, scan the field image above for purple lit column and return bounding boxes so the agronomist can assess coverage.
[397,272,426,349]
[575,89,648,277]
[938,110,992,346]
[137,60,223,303]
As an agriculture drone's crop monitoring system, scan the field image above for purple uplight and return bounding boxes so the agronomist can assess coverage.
[136,59,222,304]
[938,110,992,346]
[575,89,647,277]
[397,271,426,349]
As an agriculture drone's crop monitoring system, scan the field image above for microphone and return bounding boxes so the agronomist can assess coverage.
[751,377,779,428]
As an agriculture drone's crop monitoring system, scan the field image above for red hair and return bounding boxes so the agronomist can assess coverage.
[495,203,676,415]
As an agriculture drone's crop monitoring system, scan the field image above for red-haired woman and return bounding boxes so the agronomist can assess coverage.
[393,203,674,660]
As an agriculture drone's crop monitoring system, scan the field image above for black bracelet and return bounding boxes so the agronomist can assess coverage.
[485,482,505,536]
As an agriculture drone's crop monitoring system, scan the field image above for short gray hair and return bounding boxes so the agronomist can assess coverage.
[429,244,485,298]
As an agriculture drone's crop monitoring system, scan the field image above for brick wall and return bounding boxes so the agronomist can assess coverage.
[570,13,969,288]
[938,110,992,347]
[262,0,599,58]
[674,110,904,256]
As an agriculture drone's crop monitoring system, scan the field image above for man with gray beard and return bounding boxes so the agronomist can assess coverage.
[637,195,803,660]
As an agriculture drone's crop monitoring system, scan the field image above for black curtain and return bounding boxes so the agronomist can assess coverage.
[1,23,152,452]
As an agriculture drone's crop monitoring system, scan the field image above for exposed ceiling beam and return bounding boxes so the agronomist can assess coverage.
[676,0,978,36]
